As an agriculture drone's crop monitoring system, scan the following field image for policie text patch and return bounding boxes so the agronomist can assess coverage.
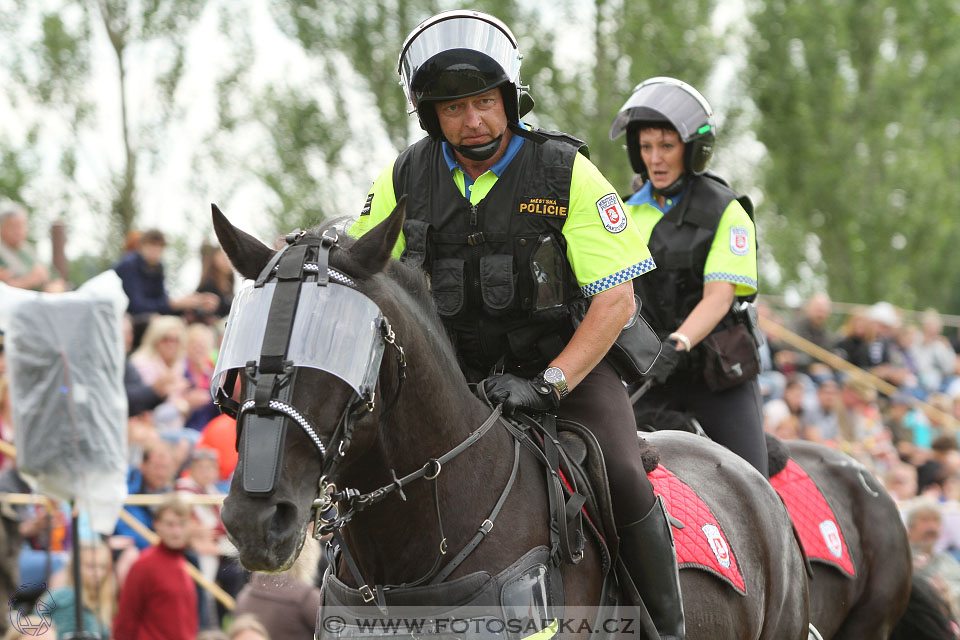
[596,193,627,233]
[518,196,568,218]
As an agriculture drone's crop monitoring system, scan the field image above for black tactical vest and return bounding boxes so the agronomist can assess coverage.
[394,129,586,380]
[631,172,755,338]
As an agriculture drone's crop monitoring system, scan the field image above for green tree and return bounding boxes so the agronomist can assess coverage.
[0,0,207,247]
[746,0,960,312]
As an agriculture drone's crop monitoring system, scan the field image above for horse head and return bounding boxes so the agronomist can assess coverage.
[214,199,482,573]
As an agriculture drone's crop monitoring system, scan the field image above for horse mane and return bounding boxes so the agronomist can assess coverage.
[306,218,463,377]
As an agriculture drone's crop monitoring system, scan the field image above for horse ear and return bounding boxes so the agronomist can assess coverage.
[211,204,275,281]
[349,195,406,276]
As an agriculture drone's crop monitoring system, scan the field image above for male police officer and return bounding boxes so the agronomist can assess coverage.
[351,11,684,639]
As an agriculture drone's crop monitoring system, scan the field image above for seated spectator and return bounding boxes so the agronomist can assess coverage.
[866,301,915,389]
[916,436,960,498]
[123,314,180,420]
[114,441,178,553]
[49,540,114,638]
[227,614,272,640]
[912,309,957,395]
[193,246,235,324]
[183,323,220,432]
[131,316,196,452]
[802,378,842,444]
[907,498,960,613]
[835,379,884,451]
[884,462,919,514]
[833,306,873,370]
[0,203,66,293]
[113,496,198,640]
[887,391,934,461]
[16,500,69,590]
[776,293,837,379]
[113,228,218,347]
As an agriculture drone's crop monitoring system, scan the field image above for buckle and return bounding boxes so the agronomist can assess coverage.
[480,519,494,535]
[467,232,485,246]
[360,585,376,603]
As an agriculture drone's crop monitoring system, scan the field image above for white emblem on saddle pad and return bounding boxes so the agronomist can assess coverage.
[819,519,843,558]
[729,225,749,255]
[701,523,731,568]
[596,193,628,233]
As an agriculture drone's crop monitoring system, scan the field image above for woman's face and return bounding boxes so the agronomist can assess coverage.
[81,546,110,588]
[639,127,686,190]
[154,329,182,365]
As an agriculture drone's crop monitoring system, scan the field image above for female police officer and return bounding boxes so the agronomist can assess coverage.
[353,13,684,638]
[610,77,768,479]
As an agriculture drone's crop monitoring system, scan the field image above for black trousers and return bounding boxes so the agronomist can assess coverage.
[639,375,768,478]
[557,359,656,525]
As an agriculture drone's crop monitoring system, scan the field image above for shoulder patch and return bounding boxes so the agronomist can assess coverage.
[360,193,373,216]
[596,193,627,233]
[729,225,749,256]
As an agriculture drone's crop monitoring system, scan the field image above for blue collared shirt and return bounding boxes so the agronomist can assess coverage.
[625,181,686,214]
[441,125,528,198]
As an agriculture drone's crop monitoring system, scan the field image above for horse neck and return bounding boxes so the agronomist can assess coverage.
[334,322,515,584]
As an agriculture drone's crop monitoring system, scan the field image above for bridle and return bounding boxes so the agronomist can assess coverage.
[215,228,519,609]
[214,228,407,491]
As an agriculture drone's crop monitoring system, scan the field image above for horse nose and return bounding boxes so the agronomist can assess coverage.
[222,495,301,545]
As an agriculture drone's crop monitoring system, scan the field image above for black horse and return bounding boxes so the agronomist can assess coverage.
[214,201,810,639]
[637,408,918,638]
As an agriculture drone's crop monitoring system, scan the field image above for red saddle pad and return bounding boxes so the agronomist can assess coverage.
[648,465,746,595]
[770,459,856,577]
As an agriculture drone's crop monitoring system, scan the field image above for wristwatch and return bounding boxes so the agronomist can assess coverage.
[542,366,569,399]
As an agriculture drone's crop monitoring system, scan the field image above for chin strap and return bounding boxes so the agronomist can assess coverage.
[450,134,503,161]
[652,174,688,200]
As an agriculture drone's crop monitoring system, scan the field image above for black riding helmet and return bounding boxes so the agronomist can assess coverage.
[398,10,534,158]
[609,77,716,181]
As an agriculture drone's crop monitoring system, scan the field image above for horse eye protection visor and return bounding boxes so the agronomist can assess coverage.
[212,281,386,400]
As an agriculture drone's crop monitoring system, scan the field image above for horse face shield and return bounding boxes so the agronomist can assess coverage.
[212,238,389,495]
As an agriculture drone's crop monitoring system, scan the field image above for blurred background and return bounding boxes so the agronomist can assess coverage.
[1,0,958,310]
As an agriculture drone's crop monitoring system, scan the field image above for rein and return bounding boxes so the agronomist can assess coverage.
[313,403,520,609]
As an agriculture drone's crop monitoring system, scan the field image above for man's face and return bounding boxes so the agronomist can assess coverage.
[434,88,508,152]
[0,213,28,249]
[142,448,175,491]
[139,241,165,267]
[909,511,942,551]
[154,509,190,550]
[639,128,686,190]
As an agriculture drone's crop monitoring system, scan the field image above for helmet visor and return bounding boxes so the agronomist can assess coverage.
[400,15,521,106]
[609,78,713,142]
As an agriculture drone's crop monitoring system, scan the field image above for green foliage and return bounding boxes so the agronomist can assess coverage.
[746,0,960,312]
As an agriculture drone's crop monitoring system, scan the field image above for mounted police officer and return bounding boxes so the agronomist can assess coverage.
[610,77,768,479]
[351,11,684,639]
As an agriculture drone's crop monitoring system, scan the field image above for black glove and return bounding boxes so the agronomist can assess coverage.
[646,339,686,385]
[483,373,560,416]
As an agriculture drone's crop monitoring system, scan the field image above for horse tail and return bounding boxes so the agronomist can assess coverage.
[889,575,959,640]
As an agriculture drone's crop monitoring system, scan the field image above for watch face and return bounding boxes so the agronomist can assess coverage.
[544,367,563,384]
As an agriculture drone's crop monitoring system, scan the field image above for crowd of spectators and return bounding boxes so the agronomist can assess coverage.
[7,200,960,635]
[0,202,326,639]
[759,292,960,621]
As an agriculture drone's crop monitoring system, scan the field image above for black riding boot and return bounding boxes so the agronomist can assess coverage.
[617,495,685,640]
